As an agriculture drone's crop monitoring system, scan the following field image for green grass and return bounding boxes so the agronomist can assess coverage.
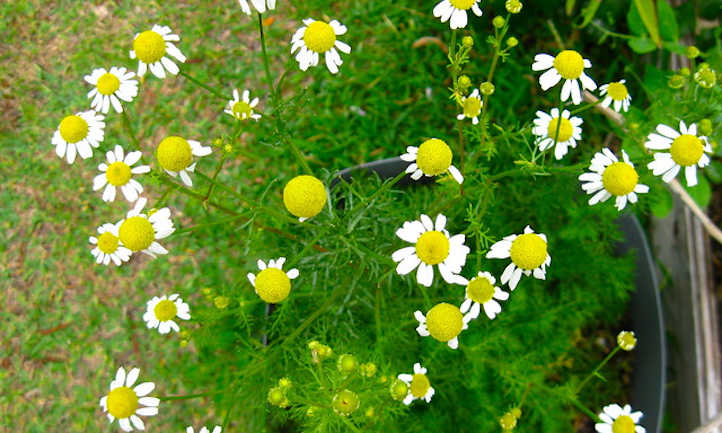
[2,0,720,432]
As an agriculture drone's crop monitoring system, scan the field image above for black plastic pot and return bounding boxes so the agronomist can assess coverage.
[332,157,667,433]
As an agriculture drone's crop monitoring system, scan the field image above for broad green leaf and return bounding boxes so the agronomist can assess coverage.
[706,161,722,184]
[684,175,712,208]
[579,0,603,28]
[627,2,647,36]
[629,37,657,54]
[650,185,674,218]
[657,0,679,42]
[633,0,661,47]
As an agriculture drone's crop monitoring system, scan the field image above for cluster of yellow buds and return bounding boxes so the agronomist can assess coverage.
[499,408,522,432]
[267,377,292,408]
[360,362,377,378]
[308,340,333,363]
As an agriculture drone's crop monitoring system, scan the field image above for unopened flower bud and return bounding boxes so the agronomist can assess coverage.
[506,36,519,48]
[617,330,637,351]
[480,81,495,96]
[493,16,506,29]
[462,36,474,48]
[332,389,360,416]
[505,0,523,13]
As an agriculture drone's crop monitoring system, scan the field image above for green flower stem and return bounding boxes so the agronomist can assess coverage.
[156,184,174,208]
[569,396,602,423]
[569,98,604,116]
[178,69,228,101]
[575,346,620,393]
[203,153,228,202]
[479,13,510,151]
[257,12,313,175]
[339,415,364,433]
[121,109,142,152]
[158,391,221,401]
[173,215,246,235]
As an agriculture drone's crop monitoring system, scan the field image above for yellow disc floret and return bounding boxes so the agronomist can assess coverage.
[332,389,360,416]
[606,82,628,101]
[154,299,177,321]
[670,134,704,166]
[232,101,252,119]
[254,268,291,303]
[602,162,638,196]
[547,117,573,142]
[510,233,547,270]
[450,0,476,9]
[467,276,495,304]
[425,303,463,342]
[59,115,88,143]
[133,30,166,64]
[119,216,155,252]
[415,231,450,265]
[107,386,138,419]
[157,136,193,172]
[409,373,430,398]
[553,50,584,80]
[612,415,636,433]
[463,97,482,118]
[416,138,452,176]
[303,21,336,53]
[97,232,119,254]
[106,161,132,186]
[283,175,327,219]
[97,73,120,95]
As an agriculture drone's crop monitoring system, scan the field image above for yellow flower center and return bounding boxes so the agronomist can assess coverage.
[449,0,476,9]
[106,386,138,419]
[612,415,636,433]
[602,162,638,196]
[303,21,336,53]
[154,299,177,321]
[106,161,132,186]
[415,231,450,265]
[97,232,119,254]
[118,216,155,252]
[59,115,88,143]
[133,30,166,64]
[618,331,637,351]
[410,373,430,398]
[332,389,360,416]
[547,117,573,142]
[157,136,193,172]
[416,138,452,176]
[232,101,252,118]
[97,73,120,95]
[553,50,584,80]
[425,302,463,342]
[254,268,291,303]
[467,276,495,304]
[606,82,628,101]
[463,97,482,118]
[510,233,547,270]
[283,175,327,219]
[670,134,704,166]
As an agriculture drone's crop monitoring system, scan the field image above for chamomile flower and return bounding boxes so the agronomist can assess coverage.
[532,108,583,160]
[392,214,470,287]
[156,136,212,186]
[532,50,597,105]
[225,89,261,121]
[52,110,105,164]
[486,225,551,290]
[291,19,351,74]
[579,148,649,211]
[414,301,474,349]
[397,363,435,405]
[400,138,464,184]
[118,197,174,258]
[130,25,186,79]
[283,175,328,222]
[93,145,150,203]
[646,121,712,187]
[238,0,275,14]
[99,367,159,432]
[85,67,139,114]
[89,222,132,266]
[457,271,509,320]
[599,80,631,113]
[142,294,190,334]
[457,88,483,124]
[595,404,646,433]
[247,257,299,303]
[433,0,483,29]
